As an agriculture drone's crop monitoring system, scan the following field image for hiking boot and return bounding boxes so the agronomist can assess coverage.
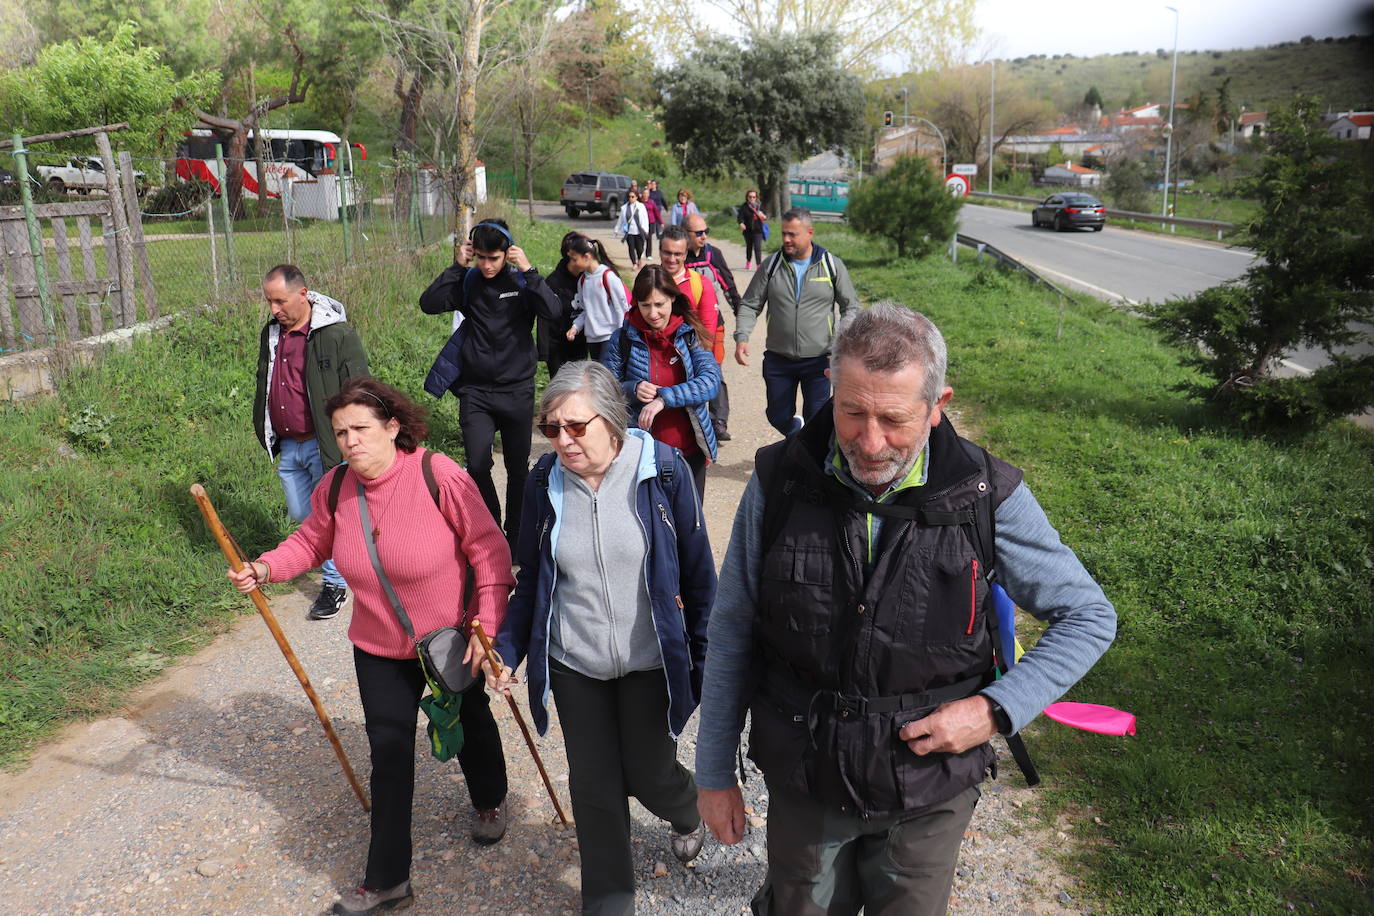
[473,805,507,845]
[309,584,348,620]
[332,880,412,915]
[670,821,705,864]
[714,423,732,442]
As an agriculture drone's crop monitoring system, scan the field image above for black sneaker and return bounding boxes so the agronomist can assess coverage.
[715,424,732,442]
[309,584,348,620]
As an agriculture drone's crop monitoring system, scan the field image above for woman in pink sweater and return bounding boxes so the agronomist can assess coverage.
[227,377,515,916]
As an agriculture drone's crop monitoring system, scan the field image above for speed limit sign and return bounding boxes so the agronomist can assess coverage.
[944,174,971,197]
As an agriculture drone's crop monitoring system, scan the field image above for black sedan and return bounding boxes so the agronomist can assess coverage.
[1031,193,1106,231]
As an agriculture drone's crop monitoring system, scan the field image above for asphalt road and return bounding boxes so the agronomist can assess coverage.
[957,202,1373,374]
[956,202,1255,305]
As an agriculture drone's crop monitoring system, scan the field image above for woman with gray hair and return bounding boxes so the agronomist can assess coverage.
[488,361,717,915]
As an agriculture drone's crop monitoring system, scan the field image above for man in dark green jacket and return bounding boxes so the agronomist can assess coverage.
[253,264,369,620]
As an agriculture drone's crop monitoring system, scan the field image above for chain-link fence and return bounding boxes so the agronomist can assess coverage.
[0,144,507,354]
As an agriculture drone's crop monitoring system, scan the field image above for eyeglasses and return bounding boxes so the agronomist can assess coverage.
[691,229,709,236]
[538,414,602,439]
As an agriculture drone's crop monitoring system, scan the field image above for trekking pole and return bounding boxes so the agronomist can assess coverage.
[471,620,571,827]
[189,484,371,813]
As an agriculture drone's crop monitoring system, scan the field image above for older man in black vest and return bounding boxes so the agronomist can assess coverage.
[695,303,1117,915]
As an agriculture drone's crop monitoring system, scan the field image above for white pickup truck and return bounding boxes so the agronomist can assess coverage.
[36,157,147,196]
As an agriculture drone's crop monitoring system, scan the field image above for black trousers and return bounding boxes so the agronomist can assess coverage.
[586,340,607,362]
[457,384,534,546]
[643,226,656,257]
[743,231,764,264]
[625,234,645,264]
[550,659,699,915]
[684,449,707,501]
[354,647,508,889]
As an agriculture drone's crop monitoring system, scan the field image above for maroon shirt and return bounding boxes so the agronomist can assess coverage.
[267,323,314,439]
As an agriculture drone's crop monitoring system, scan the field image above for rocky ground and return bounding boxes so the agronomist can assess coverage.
[0,210,1093,914]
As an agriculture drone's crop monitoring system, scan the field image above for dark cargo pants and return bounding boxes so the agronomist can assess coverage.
[751,782,980,916]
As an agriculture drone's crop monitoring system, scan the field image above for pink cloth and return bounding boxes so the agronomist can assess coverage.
[1043,702,1137,736]
[258,447,514,659]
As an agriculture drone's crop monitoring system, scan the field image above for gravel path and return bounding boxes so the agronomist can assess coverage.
[0,214,1091,915]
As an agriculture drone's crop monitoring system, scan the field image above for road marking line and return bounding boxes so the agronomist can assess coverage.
[1016,258,1138,307]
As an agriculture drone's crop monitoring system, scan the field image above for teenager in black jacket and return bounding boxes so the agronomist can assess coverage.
[419,219,561,548]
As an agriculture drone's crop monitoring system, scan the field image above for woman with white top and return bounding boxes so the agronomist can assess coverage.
[615,189,651,269]
[565,236,630,361]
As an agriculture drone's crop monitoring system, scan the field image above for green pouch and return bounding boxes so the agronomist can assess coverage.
[419,687,465,762]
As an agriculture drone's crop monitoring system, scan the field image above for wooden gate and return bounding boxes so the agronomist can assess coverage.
[0,147,157,351]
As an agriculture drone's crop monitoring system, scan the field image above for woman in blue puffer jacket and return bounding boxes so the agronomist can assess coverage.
[603,264,721,498]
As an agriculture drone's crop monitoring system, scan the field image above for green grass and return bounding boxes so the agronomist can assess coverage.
[5,196,1370,911]
[806,220,1373,913]
[0,203,568,767]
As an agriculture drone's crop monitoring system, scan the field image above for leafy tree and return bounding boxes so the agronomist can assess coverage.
[0,0,39,69]
[693,0,974,75]
[846,155,960,258]
[0,23,216,156]
[1083,86,1104,109]
[1104,157,1150,212]
[1145,96,1374,427]
[656,33,863,217]
[910,63,1052,170]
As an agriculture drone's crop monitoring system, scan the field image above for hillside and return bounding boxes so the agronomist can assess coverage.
[997,35,1372,119]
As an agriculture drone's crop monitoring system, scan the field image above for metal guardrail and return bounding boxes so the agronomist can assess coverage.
[952,233,1069,298]
[969,191,1235,240]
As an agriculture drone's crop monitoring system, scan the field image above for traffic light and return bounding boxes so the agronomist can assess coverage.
[883,110,894,127]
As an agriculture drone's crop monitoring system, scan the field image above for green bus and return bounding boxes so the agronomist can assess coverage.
[787,177,849,216]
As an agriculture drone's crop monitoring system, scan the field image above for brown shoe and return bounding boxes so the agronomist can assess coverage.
[473,805,507,845]
[332,880,412,914]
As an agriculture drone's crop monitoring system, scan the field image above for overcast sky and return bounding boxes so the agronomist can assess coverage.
[974,0,1372,59]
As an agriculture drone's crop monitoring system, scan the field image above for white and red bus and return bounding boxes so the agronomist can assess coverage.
[175,128,367,200]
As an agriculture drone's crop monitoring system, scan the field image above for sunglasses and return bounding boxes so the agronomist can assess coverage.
[691,228,709,236]
[538,414,602,439]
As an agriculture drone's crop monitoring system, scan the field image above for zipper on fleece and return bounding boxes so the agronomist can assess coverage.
[967,558,979,635]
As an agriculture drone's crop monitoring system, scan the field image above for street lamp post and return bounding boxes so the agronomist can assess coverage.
[584,78,594,170]
[1161,6,1180,217]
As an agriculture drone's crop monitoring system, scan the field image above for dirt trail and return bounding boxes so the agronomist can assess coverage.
[0,208,1086,914]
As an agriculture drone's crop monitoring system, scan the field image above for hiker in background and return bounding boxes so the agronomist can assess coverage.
[656,226,718,347]
[646,179,668,240]
[695,305,1117,916]
[669,188,699,227]
[228,377,516,916]
[615,188,651,269]
[542,231,591,378]
[566,234,630,362]
[736,188,768,270]
[641,188,663,259]
[419,219,562,549]
[603,265,720,498]
[683,213,741,443]
[488,361,716,916]
[253,264,369,622]
[734,207,860,436]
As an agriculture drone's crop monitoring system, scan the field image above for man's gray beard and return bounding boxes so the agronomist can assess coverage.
[839,430,929,491]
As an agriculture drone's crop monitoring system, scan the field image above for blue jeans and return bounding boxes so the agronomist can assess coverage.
[277,436,345,588]
[762,351,832,435]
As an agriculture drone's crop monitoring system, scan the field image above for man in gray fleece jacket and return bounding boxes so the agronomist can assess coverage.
[734,207,859,435]
[697,304,1116,915]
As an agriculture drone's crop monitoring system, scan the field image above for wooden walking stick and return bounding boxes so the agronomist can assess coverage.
[471,620,570,827]
[189,484,371,813]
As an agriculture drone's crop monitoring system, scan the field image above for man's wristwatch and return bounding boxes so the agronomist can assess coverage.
[987,698,1013,736]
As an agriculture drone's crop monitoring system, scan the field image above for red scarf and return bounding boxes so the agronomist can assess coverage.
[627,311,697,455]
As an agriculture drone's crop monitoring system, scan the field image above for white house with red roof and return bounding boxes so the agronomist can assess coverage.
[1329,113,1373,141]
[1238,111,1268,139]
[1041,161,1103,188]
